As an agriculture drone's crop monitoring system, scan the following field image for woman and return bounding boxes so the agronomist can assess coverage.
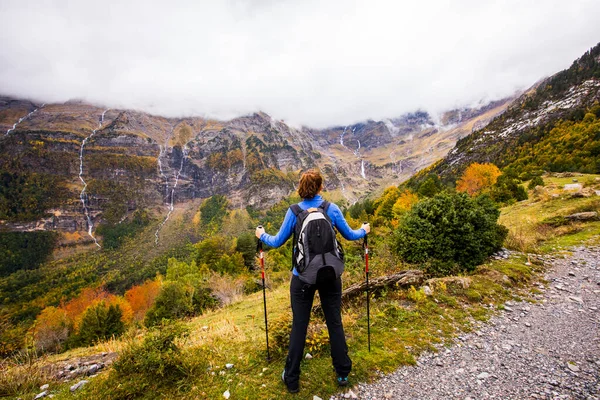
[256,169,370,393]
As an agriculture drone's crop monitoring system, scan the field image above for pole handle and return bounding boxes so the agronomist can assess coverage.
[256,225,263,252]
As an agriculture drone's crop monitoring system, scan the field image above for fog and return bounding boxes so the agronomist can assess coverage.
[1,0,599,127]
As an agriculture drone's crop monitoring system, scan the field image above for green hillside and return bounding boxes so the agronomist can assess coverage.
[2,172,599,399]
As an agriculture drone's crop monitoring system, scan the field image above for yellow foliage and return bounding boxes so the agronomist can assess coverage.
[374,186,402,219]
[192,211,201,226]
[456,162,501,196]
[392,190,419,218]
[32,306,70,351]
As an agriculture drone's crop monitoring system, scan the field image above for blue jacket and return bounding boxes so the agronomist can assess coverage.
[260,195,366,275]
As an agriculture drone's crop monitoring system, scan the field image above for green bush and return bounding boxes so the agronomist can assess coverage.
[77,302,124,346]
[528,176,545,190]
[421,260,462,277]
[490,175,528,204]
[112,322,190,385]
[236,232,257,269]
[144,282,193,327]
[393,192,507,276]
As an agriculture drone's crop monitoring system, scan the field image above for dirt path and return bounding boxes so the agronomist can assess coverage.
[342,246,600,400]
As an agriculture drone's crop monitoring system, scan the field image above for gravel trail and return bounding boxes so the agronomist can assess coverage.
[340,246,600,400]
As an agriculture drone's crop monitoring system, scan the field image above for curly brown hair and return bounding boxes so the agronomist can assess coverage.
[297,169,323,199]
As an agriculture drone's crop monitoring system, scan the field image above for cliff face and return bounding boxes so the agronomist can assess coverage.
[0,96,513,247]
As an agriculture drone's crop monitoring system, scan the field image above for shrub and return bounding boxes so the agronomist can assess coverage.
[207,273,245,306]
[528,176,545,190]
[421,260,462,278]
[490,175,528,204]
[77,302,125,346]
[236,232,257,269]
[269,312,292,354]
[416,174,443,197]
[112,322,190,387]
[144,282,193,327]
[392,190,419,219]
[0,349,47,397]
[393,192,508,276]
[373,187,401,220]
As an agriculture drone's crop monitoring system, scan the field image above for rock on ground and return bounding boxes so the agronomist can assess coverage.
[335,245,600,400]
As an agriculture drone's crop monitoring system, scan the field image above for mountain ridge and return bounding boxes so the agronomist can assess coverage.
[0,95,513,249]
[424,42,600,183]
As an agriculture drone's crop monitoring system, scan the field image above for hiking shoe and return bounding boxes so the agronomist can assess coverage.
[282,370,299,393]
[337,376,349,387]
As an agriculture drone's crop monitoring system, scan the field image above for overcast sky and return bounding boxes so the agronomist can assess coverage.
[1,0,599,128]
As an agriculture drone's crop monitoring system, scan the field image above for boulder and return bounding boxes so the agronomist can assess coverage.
[566,212,598,221]
[70,380,88,392]
[564,183,582,191]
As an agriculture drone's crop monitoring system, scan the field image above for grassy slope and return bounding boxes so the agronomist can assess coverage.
[5,175,600,399]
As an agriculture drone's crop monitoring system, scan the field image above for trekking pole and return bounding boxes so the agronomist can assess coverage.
[364,226,371,352]
[256,227,270,361]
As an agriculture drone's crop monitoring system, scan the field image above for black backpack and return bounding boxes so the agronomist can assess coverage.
[290,201,345,285]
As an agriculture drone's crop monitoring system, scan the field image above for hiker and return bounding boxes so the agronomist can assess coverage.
[255,169,370,393]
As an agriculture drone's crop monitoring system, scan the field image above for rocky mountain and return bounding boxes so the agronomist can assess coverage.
[428,43,600,183]
[0,94,514,248]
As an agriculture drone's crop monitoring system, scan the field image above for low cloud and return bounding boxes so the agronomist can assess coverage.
[1,0,599,128]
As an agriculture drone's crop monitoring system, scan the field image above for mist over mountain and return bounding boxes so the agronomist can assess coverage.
[1,1,599,127]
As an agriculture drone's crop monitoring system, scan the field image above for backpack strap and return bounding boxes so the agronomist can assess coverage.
[319,200,330,213]
[290,203,303,271]
[290,204,303,216]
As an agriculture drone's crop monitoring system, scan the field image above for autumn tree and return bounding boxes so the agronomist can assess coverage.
[125,280,162,321]
[456,163,502,196]
[32,306,70,352]
[392,190,419,219]
[373,187,401,220]
[63,287,110,331]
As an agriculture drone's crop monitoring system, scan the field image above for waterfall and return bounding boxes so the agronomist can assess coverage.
[389,151,397,173]
[6,104,44,135]
[157,145,169,203]
[79,109,109,248]
[353,137,366,180]
[155,143,189,244]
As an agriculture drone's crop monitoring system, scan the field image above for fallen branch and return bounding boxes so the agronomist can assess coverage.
[313,269,424,311]
[342,269,424,301]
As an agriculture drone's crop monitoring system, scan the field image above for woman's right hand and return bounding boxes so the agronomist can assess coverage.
[255,225,265,239]
[361,222,370,234]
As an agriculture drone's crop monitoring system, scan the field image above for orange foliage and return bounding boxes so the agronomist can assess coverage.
[124,280,162,321]
[456,163,501,196]
[62,287,110,330]
[104,294,134,324]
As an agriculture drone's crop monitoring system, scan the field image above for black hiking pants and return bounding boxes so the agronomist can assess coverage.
[284,274,352,385]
